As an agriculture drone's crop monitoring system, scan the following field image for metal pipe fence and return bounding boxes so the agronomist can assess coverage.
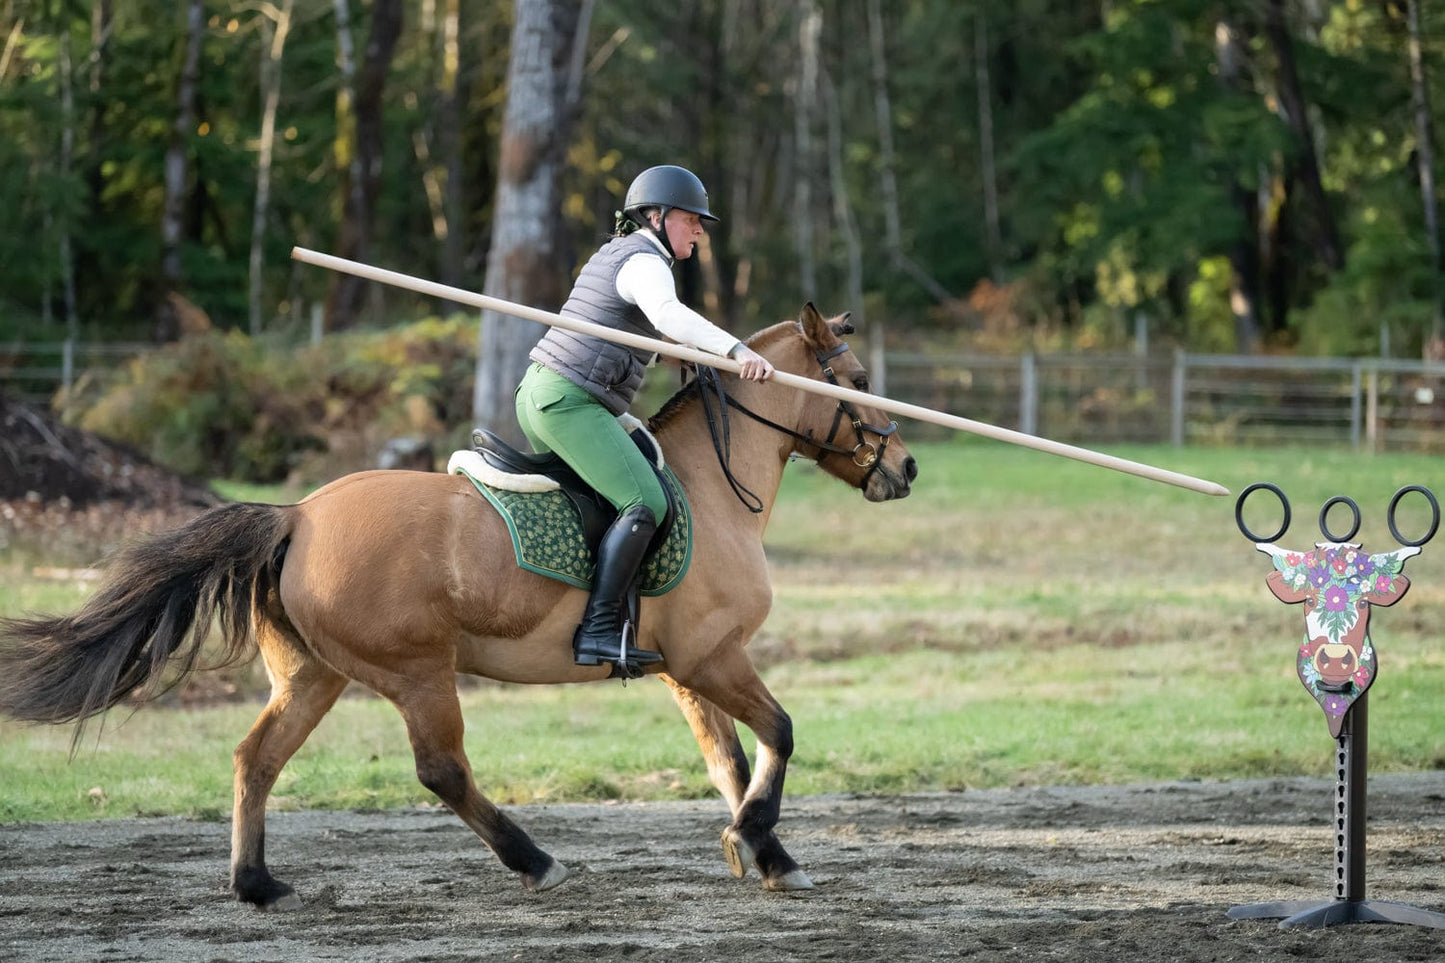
[6,339,1445,452]
[886,350,1445,452]
[1,340,154,411]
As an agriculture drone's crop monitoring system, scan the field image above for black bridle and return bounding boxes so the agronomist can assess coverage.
[689,340,900,512]
[807,341,901,473]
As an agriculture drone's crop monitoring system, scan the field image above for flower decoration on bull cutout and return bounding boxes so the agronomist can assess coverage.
[1257,540,1416,736]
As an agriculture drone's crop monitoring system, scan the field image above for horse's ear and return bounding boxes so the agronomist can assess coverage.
[798,302,828,344]
[831,312,855,336]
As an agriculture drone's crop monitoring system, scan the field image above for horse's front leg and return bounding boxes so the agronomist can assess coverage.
[672,649,814,891]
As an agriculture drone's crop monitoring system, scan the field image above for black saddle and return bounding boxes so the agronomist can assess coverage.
[468,427,678,554]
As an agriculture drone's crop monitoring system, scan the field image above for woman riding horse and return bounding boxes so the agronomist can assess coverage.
[0,276,916,906]
[516,164,774,674]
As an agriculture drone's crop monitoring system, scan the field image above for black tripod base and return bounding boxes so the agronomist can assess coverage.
[1228,898,1445,930]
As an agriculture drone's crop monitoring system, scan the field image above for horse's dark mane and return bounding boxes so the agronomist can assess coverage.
[646,378,702,433]
[646,321,802,434]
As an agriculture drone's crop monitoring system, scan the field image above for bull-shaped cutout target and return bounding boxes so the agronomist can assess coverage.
[1237,484,1436,737]
[1229,484,1445,931]
[1260,541,1414,736]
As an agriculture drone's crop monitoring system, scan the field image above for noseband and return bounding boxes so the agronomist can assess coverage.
[690,340,900,511]
[811,341,900,475]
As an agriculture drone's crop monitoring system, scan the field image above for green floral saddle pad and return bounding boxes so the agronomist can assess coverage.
[454,466,692,596]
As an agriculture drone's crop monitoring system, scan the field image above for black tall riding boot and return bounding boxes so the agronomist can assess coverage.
[573,505,664,669]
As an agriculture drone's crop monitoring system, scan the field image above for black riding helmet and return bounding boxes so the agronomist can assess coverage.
[622,165,717,258]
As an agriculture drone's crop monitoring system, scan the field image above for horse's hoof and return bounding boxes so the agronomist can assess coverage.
[233,867,299,910]
[720,827,755,879]
[524,860,573,892]
[763,869,815,892]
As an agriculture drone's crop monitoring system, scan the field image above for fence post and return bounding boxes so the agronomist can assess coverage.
[1170,349,1186,446]
[1365,367,1379,453]
[1019,352,1037,435]
[1134,311,1149,393]
[61,338,74,397]
[868,329,887,399]
[1350,363,1363,450]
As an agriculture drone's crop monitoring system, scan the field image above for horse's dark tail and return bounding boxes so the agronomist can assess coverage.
[0,501,294,747]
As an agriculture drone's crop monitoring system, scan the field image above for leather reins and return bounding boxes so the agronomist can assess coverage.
[689,339,900,512]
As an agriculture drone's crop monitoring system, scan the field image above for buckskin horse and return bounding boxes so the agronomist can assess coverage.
[0,303,916,906]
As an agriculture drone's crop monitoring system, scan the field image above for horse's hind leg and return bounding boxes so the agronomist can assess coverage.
[231,628,348,909]
[671,652,814,892]
[386,678,570,892]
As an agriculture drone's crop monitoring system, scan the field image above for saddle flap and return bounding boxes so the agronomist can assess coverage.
[471,428,570,476]
[463,425,677,556]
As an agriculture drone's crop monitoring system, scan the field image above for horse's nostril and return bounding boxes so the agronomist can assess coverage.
[903,457,918,483]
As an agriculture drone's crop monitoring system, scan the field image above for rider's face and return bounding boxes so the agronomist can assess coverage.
[656,209,704,259]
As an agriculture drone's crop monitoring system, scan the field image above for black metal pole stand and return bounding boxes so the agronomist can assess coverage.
[1227,695,1445,929]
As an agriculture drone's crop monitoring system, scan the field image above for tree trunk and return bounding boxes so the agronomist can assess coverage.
[794,0,820,299]
[1264,0,1343,271]
[867,0,902,258]
[976,10,1004,285]
[84,0,112,245]
[412,1,453,271]
[1406,0,1443,345]
[327,0,403,330]
[563,0,595,114]
[58,19,78,339]
[470,0,585,440]
[1261,168,1291,339]
[0,15,23,80]
[865,0,949,302]
[822,65,880,393]
[718,1,788,317]
[156,0,204,342]
[1227,183,1263,352]
[438,0,464,290]
[1214,18,1261,351]
[329,0,361,321]
[249,0,294,336]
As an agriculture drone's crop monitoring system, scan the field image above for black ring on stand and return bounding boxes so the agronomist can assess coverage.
[1387,485,1439,547]
[1236,483,1290,543]
[1319,496,1361,542]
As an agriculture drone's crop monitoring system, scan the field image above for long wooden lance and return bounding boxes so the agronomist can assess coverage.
[292,246,1229,497]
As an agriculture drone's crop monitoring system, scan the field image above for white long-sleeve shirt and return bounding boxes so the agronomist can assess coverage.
[614,231,741,359]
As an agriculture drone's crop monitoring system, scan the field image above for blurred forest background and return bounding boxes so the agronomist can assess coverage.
[3,0,1445,480]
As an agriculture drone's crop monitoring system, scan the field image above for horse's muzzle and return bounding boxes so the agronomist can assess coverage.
[864,455,917,502]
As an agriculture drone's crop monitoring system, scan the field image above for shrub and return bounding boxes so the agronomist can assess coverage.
[66,317,478,484]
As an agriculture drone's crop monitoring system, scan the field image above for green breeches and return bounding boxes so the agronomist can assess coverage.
[514,362,670,521]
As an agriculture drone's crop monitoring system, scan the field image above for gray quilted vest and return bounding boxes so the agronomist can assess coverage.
[530,233,665,415]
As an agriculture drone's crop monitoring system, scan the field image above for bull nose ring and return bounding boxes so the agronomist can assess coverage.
[1236,482,1290,544]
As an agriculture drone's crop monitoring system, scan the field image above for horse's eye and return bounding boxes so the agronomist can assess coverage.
[852,375,870,392]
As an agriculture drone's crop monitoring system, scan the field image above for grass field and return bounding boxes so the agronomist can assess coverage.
[3,440,1444,822]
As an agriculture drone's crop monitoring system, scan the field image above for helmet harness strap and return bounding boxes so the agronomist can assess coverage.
[649,207,677,261]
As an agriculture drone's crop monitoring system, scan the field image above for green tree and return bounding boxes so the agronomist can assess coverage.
[1012,0,1292,350]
